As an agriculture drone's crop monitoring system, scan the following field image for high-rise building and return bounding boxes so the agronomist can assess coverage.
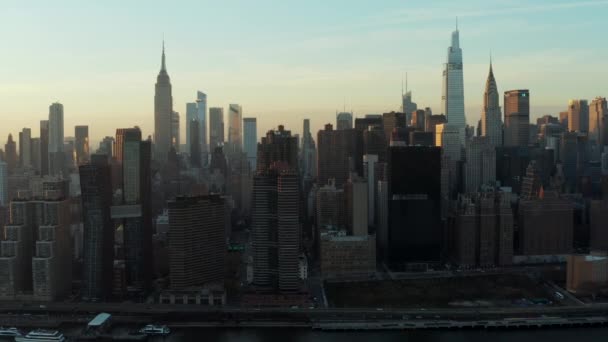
[388,145,442,266]
[96,136,114,158]
[402,88,418,126]
[441,25,466,145]
[589,97,607,147]
[112,128,153,291]
[189,120,201,167]
[0,190,71,300]
[75,125,89,165]
[382,112,406,143]
[252,126,300,293]
[504,90,530,147]
[345,176,368,236]
[0,161,7,206]
[426,114,447,134]
[256,126,298,173]
[464,136,496,193]
[518,191,573,256]
[168,195,226,289]
[209,107,225,150]
[196,91,207,163]
[435,123,462,161]
[481,62,502,146]
[336,112,353,130]
[79,155,114,301]
[185,102,197,154]
[411,109,425,131]
[171,111,180,152]
[568,99,589,133]
[18,128,32,168]
[48,103,65,176]
[301,119,317,179]
[317,124,363,188]
[243,118,257,171]
[154,42,173,162]
[316,180,345,229]
[228,104,242,154]
[39,120,49,176]
[4,134,17,174]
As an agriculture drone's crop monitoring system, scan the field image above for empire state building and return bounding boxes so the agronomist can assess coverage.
[154,42,173,162]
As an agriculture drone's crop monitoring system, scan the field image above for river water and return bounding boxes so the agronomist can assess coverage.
[158,327,608,341]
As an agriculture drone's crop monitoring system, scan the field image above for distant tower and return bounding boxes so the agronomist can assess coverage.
[185,102,197,154]
[18,128,32,168]
[75,125,90,165]
[228,104,243,154]
[481,61,502,146]
[48,103,65,176]
[441,22,466,145]
[209,107,225,149]
[154,41,173,162]
[196,91,207,164]
[243,118,257,171]
[402,74,418,125]
[336,112,353,130]
[171,111,180,152]
[79,155,114,301]
[504,90,530,147]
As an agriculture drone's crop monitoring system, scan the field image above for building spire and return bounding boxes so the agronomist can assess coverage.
[161,40,166,72]
[456,16,458,30]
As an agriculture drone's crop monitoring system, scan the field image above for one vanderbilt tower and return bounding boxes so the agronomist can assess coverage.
[441,21,466,146]
[154,41,173,162]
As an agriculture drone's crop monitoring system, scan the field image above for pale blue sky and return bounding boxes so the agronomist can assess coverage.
[1,0,606,146]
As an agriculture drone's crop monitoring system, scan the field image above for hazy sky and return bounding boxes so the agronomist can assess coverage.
[1,0,606,148]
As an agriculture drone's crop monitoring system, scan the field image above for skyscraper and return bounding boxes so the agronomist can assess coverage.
[75,125,89,165]
[196,91,207,162]
[18,128,32,168]
[0,161,7,206]
[464,136,496,193]
[568,99,589,133]
[504,90,530,147]
[435,123,462,161]
[4,134,17,174]
[317,124,363,187]
[336,112,353,130]
[402,80,418,126]
[301,119,317,179]
[209,107,225,149]
[112,128,153,291]
[481,62,502,146]
[252,126,300,293]
[589,97,608,147]
[154,42,173,162]
[228,104,242,154]
[79,154,114,301]
[243,118,257,171]
[40,120,49,176]
[189,120,201,167]
[388,145,442,266]
[441,24,466,145]
[185,102,197,154]
[48,103,64,176]
[168,195,226,289]
[171,111,180,152]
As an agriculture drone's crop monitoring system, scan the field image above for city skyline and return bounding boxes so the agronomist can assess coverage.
[1,1,607,144]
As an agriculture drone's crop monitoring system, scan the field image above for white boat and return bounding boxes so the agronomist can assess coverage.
[0,327,23,337]
[14,329,65,342]
[139,324,170,335]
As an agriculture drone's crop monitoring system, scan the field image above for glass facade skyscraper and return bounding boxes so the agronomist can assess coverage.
[243,118,257,171]
[441,26,466,146]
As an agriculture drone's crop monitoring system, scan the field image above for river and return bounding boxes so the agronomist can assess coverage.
[158,327,608,341]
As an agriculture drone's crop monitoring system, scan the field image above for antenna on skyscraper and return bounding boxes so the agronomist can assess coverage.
[456,16,458,30]
[406,72,409,94]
